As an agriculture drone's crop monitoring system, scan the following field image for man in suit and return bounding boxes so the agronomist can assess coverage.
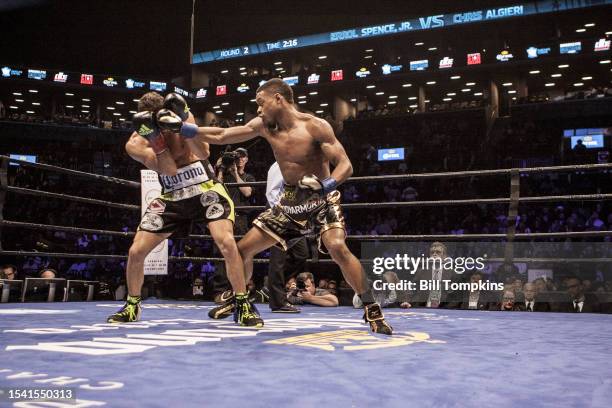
[516,282,551,312]
[408,242,456,308]
[454,271,494,311]
[563,277,600,313]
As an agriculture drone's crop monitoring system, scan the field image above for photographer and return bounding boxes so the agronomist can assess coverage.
[211,147,256,302]
[287,272,339,307]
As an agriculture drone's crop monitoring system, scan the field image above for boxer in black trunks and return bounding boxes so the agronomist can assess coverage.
[106,92,262,327]
[156,79,392,335]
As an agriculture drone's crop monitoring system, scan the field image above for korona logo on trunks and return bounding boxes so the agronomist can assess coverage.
[200,191,220,207]
[140,213,164,231]
[159,161,209,192]
[206,203,225,219]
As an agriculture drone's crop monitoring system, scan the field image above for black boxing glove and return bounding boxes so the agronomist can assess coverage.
[156,109,198,139]
[132,111,167,154]
[298,174,338,195]
[163,93,190,121]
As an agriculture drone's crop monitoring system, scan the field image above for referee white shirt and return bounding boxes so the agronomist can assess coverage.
[266,162,284,207]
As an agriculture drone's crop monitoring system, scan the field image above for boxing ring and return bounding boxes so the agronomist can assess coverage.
[1,155,612,407]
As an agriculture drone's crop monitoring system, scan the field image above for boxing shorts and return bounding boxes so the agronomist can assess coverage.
[253,184,345,252]
[138,160,234,237]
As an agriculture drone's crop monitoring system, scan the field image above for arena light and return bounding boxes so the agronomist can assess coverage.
[558,64,569,68]
[366,85,376,89]
[425,100,430,103]
[575,28,586,32]
[529,70,540,74]
[221,69,229,73]
[502,82,513,86]
[426,81,436,85]
[450,76,461,79]
[298,95,306,99]
[414,42,424,46]
[212,105,220,109]
[318,55,327,59]
[320,103,328,106]
[12,92,22,96]
[236,112,244,116]
[428,47,437,51]
[28,89,38,93]
[461,88,471,92]
[409,104,418,108]
[350,98,357,102]
[402,83,412,87]
[443,97,452,101]
[9,106,18,109]
[315,110,324,113]
[273,61,282,65]
[474,92,483,96]
[129,110,137,114]
[466,82,475,86]
[106,106,115,110]
[26,110,35,114]
[119,118,126,121]
[239,67,246,70]
[66,105,74,108]
[113,113,121,116]
[600,59,611,64]
[309,91,318,95]
[389,95,398,99]
[508,90,517,94]
[250,98,256,102]
[240,72,247,76]
[364,55,373,59]
[83,98,90,102]
[447,92,456,96]
[115,101,125,105]
[31,102,40,105]
[375,91,385,95]
[81,110,89,113]
[15,99,24,102]
[298,100,307,104]
[132,99,139,102]
[215,110,223,114]
[221,102,230,106]
[545,83,555,87]
[275,67,283,71]
[584,23,595,27]
[365,49,374,52]
[551,73,562,77]
[582,76,592,80]
[65,92,74,96]
[573,82,584,87]
[408,96,417,100]
[388,101,397,105]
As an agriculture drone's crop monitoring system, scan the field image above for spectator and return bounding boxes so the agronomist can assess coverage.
[563,277,600,313]
[287,272,339,307]
[1,264,17,280]
[39,268,57,279]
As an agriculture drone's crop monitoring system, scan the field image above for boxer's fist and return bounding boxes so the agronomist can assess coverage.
[156,109,183,133]
[156,109,198,139]
[163,93,190,121]
[298,174,324,192]
[133,111,166,154]
[298,174,338,195]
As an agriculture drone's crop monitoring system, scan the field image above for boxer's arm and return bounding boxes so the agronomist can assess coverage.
[313,119,353,184]
[183,113,210,159]
[125,133,178,176]
[190,117,263,145]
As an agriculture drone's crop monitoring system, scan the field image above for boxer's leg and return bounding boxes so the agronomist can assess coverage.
[107,231,170,323]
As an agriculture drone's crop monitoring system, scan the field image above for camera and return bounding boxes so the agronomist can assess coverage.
[221,151,239,168]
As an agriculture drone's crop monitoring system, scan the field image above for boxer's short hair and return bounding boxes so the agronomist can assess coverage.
[256,78,294,104]
[138,92,164,112]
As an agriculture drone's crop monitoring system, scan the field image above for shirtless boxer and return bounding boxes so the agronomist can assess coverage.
[106,92,262,327]
[155,79,392,334]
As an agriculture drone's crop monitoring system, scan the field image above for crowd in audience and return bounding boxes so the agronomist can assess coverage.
[1,97,610,312]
